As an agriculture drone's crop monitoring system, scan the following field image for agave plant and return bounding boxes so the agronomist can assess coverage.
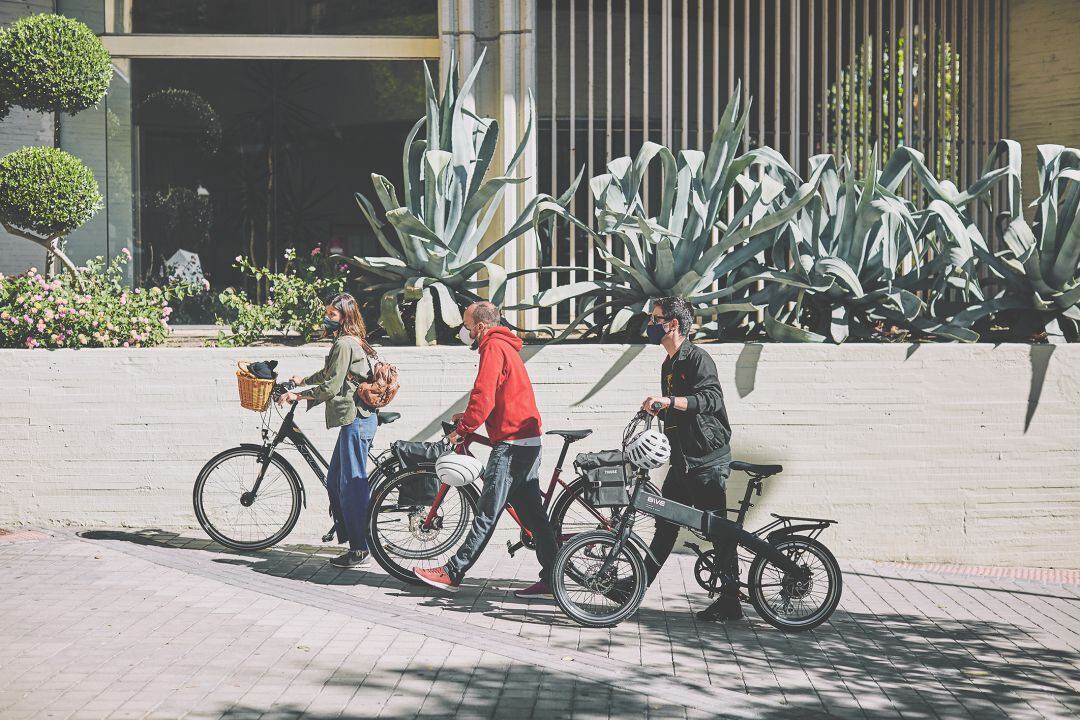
[520,87,822,340]
[961,143,1080,341]
[760,150,984,343]
[348,50,576,345]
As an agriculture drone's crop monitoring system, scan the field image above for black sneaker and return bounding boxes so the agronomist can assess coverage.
[696,595,744,622]
[330,550,370,568]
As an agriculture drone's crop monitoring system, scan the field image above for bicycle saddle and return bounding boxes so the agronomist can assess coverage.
[545,429,593,443]
[377,411,401,425]
[730,460,783,477]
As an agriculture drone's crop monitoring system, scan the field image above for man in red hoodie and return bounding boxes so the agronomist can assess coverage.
[413,302,557,598]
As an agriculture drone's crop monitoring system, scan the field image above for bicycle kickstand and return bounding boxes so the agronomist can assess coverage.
[322,524,336,543]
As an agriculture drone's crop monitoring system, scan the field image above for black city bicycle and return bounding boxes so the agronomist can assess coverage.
[551,405,843,632]
[193,381,402,550]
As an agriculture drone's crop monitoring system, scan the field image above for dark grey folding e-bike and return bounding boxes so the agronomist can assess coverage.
[551,406,843,632]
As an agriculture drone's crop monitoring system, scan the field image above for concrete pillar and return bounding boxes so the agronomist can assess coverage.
[440,0,539,326]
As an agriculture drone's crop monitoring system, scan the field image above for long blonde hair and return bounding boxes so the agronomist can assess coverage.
[328,293,376,357]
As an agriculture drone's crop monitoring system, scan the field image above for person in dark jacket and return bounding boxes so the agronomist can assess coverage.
[641,295,741,621]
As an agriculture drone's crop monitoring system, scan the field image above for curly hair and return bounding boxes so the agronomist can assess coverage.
[652,296,694,336]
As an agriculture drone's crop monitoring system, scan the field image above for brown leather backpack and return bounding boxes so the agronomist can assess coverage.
[356,351,399,408]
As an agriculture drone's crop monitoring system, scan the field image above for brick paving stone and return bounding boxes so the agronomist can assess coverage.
[0,529,1077,719]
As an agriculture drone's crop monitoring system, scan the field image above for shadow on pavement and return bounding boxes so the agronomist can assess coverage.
[79,529,1080,718]
[78,528,558,621]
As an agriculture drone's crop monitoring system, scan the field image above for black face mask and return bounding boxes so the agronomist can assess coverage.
[323,317,342,334]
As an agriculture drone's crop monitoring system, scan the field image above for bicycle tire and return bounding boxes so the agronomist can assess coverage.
[367,467,479,585]
[549,477,660,546]
[747,535,843,632]
[551,530,647,628]
[193,446,303,551]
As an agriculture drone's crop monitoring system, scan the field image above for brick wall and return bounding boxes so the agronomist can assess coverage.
[2,343,1078,568]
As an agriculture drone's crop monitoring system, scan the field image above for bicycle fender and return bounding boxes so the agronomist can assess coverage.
[238,443,307,509]
[626,530,660,569]
[766,523,833,542]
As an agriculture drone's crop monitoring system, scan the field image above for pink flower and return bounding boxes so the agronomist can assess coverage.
[339,263,348,271]
[92,321,98,328]
[123,341,129,348]
[201,279,211,291]
[120,247,132,258]
[44,310,54,320]
[36,321,45,331]
[119,293,128,306]
[310,247,322,256]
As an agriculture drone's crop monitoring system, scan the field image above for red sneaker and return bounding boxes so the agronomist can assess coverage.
[413,566,459,592]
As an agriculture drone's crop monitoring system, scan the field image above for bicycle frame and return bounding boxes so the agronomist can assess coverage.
[249,401,391,500]
[418,422,614,543]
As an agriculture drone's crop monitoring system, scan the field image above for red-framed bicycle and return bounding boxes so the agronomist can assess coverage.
[365,418,659,585]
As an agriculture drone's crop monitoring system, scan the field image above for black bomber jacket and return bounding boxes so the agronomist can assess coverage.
[661,340,733,469]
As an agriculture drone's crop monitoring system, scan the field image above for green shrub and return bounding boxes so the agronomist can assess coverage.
[0,13,112,115]
[215,248,350,347]
[0,252,196,349]
[0,146,102,237]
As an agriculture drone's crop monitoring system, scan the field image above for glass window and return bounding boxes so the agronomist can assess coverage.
[59,0,438,35]
[62,59,431,320]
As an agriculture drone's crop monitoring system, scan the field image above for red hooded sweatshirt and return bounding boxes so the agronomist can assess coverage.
[455,326,542,443]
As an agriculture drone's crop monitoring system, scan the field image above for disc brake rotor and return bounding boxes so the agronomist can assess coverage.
[407,511,444,541]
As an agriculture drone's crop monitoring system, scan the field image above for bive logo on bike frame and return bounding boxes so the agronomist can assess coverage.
[647,496,667,508]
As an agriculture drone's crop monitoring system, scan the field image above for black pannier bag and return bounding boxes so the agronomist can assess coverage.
[390,439,451,505]
[574,450,630,507]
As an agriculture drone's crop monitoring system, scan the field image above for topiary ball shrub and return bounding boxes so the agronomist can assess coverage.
[0,14,112,115]
[0,146,102,238]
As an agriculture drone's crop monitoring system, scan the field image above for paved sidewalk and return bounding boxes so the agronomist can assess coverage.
[1,528,1078,720]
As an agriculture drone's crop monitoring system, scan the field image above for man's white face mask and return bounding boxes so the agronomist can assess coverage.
[457,324,474,346]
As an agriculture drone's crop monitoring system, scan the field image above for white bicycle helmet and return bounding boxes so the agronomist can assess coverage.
[624,428,671,470]
[435,453,485,487]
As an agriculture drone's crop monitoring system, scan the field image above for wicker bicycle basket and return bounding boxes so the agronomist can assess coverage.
[236,361,274,412]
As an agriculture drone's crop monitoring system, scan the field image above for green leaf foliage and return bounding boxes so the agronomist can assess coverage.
[0,13,112,115]
[0,146,102,238]
[348,50,580,345]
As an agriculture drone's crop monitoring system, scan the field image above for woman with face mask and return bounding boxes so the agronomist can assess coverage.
[278,293,378,568]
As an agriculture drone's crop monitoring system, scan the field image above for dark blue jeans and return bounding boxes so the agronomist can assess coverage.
[445,442,557,584]
[326,413,377,551]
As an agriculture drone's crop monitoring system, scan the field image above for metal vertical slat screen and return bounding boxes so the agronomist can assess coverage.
[535,0,1008,327]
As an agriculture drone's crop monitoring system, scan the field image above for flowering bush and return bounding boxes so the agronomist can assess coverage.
[0,251,195,349]
[214,247,350,347]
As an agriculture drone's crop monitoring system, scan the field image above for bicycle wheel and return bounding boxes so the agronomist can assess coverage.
[551,530,647,628]
[747,536,843,632]
[367,467,478,584]
[549,477,659,547]
[194,447,302,551]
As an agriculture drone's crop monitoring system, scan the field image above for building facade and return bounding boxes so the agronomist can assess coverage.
[1,1,1078,321]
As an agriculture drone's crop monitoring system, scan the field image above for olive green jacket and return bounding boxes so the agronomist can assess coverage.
[300,335,373,429]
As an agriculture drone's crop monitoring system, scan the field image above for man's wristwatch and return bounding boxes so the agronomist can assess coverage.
[667,395,676,410]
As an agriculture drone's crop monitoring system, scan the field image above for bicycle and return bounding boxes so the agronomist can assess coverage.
[193,381,403,551]
[551,404,843,632]
[366,419,661,585]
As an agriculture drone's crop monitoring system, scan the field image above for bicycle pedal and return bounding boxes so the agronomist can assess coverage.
[506,540,522,558]
[321,531,335,543]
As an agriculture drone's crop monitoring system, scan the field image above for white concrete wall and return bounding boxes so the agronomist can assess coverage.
[2,343,1079,568]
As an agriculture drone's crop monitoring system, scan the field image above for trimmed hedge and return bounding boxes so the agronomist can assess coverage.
[0,146,102,238]
[0,14,112,115]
